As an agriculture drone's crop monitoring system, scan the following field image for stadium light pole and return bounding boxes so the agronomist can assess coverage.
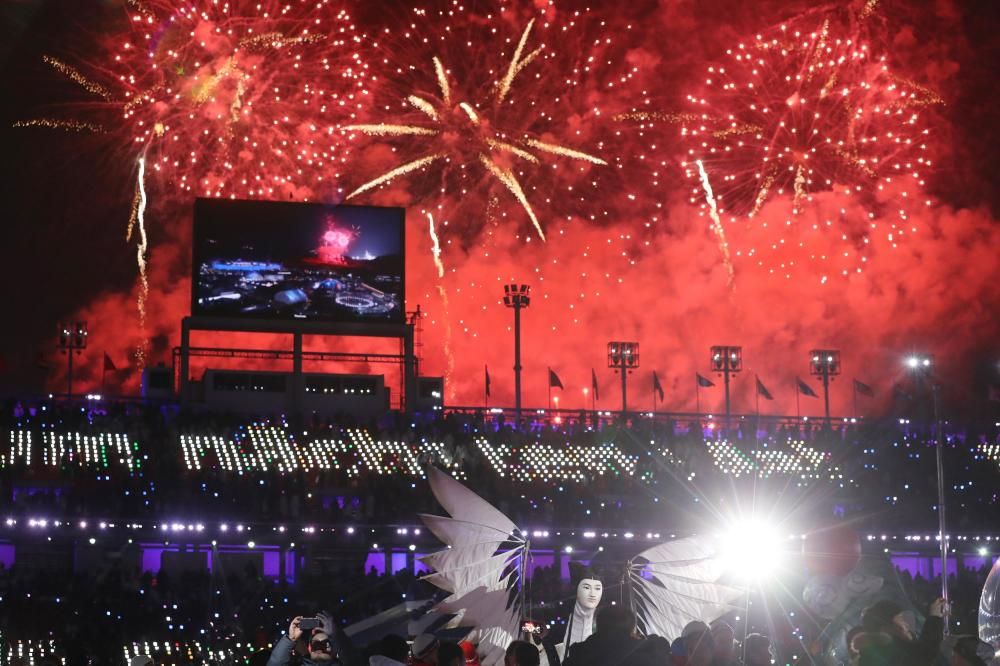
[809,349,841,422]
[58,321,88,397]
[503,284,531,420]
[908,353,949,631]
[710,345,742,428]
[608,342,639,415]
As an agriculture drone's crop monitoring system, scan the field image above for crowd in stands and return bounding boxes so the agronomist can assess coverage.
[2,398,1000,533]
[2,397,1000,664]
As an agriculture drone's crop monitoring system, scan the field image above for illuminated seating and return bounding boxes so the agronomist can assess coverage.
[4,429,137,471]
[704,439,840,481]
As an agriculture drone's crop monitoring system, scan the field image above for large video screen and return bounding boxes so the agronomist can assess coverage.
[192,198,405,324]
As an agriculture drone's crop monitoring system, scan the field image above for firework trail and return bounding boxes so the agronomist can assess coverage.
[427,211,445,279]
[696,159,735,288]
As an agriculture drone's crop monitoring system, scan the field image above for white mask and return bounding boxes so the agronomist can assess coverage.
[576,578,603,611]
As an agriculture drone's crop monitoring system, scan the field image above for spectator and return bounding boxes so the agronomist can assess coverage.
[741,634,772,666]
[505,641,541,666]
[683,627,714,666]
[950,636,990,666]
[563,606,644,666]
[412,634,441,665]
[369,635,409,666]
[709,621,738,666]
[268,616,335,666]
[437,642,465,666]
[851,598,946,666]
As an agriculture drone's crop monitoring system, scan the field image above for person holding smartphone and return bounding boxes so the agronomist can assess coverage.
[268,612,360,666]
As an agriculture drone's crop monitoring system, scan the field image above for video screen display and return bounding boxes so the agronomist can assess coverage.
[192,198,405,324]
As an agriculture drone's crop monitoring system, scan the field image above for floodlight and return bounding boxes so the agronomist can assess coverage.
[719,520,787,581]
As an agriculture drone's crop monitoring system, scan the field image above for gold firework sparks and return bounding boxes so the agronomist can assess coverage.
[43,55,112,100]
[612,111,699,123]
[793,164,808,207]
[344,124,439,137]
[523,138,607,165]
[433,57,451,107]
[344,21,606,241]
[135,154,150,339]
[238,32,325,51]
[345,153,444,199]
[407,95,439,121]
[13,118,105,133]
[479,154,544,241]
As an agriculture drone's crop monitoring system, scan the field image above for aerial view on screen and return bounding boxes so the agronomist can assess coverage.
[192,198,405,324]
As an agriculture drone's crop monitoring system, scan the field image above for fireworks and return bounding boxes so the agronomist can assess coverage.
[695,160,735,288]
[680,18,939,279]
[31,1,371,202]
[21,0,373,369]
[343,16,608,242]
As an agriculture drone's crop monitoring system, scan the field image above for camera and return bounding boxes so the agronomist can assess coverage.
[299,617,323,631]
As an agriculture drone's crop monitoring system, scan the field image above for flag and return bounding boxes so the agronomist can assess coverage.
[485,365,491,398]
[853,379,875,397]
[104,353,117,372]
[653,372,665,401]
[696,373,715,388]
[591,368,599,401]
[548,368,564,390]
[796,377,819,398]
[756,377,774,401]
[988,385,1000,403]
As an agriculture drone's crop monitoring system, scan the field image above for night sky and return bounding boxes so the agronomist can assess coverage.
[0,0,997,415]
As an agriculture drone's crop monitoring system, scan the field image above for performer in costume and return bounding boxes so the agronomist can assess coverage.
[559,571,603,659]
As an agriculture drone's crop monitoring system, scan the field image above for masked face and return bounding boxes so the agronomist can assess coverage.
[576,579,603,610]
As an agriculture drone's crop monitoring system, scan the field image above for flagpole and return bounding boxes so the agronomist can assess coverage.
[796,380,801,420]
[755,374,760,430]
[696,376,701,421]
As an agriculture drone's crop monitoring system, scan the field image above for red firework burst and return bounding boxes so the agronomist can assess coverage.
[341,2,645,247]
[680,17,940,279]
[31,0,371,203]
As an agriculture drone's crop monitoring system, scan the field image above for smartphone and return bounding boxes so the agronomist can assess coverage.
[520,620,545,636]
[299,618,323,631]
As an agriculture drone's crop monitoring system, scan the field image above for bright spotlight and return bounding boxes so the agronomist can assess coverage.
[720,521,786,580]
[906,357,920,368]
[979,547,989,557]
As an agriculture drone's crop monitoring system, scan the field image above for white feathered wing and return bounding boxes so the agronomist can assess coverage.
[418,467,526,666]
[628,536,743,640]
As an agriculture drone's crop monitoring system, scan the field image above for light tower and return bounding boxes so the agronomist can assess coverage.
[58,321,88,396]
[710,345,742,426]
[809,349,841,421]
[503,284,531,419]
[608,342,639,414]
